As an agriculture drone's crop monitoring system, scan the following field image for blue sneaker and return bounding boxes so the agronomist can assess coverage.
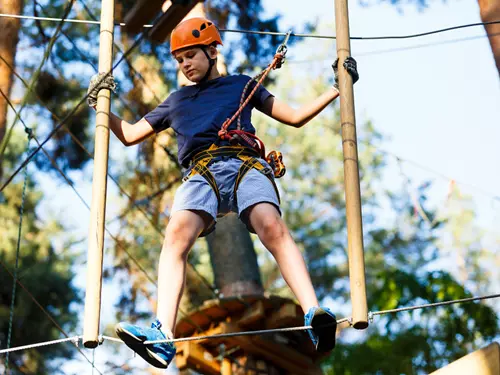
[115,319,176,369]
[304,307,337,352]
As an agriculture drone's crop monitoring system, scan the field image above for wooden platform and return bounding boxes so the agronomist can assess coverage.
[122,0,201,42]
[175,295,327,374]
[430,342,500,375]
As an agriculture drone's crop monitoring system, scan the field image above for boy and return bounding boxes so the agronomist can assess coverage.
[87,17,359,369]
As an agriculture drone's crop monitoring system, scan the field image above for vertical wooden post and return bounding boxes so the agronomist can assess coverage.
[83,0,115,348]
[334,0,368,329]
[221,358,232,375]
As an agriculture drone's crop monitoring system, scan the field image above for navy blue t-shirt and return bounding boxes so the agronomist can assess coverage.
[144,74,273,167]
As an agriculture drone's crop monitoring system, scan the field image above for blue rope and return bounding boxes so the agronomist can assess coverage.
[5,128,32,373]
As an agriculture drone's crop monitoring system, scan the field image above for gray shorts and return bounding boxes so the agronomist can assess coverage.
[171,156,281,236]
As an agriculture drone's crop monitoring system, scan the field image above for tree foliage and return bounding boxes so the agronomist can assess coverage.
[245,38,499,373]
[0,1,497,373]
[0,132,80,374]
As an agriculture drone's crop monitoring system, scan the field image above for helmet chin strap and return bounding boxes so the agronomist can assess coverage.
[199,46,216,83]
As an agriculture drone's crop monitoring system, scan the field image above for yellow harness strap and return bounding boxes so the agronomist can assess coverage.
[183,144,280,208]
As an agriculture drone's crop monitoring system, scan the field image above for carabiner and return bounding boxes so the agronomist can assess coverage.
[276,29,293,56]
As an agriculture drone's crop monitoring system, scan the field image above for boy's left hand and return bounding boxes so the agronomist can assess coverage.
[332,56,359,90]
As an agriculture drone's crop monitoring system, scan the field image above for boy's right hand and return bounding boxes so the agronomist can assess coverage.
[87,73,117,108]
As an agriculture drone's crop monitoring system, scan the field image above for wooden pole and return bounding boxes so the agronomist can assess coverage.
[221,358,232,375]
[83,0,115,348]
[334,0,368,329]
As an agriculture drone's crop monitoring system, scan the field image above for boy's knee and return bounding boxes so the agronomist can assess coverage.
[256,213,287,243]
[163,212,203,255]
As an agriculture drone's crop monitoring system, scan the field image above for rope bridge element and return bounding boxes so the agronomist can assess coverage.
[2,292,498,354]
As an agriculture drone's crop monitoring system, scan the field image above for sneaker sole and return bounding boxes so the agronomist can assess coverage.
[115,324,169,369]
[311,311,337,352]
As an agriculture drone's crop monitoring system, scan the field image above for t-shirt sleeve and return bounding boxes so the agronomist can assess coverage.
[248,78,274,109]
[143,97,171,133]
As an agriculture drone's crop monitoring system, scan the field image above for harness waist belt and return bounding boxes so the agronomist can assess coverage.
[190,146,261,166]
[184,145,280,209]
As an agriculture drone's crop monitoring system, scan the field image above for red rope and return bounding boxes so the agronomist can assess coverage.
[218,53,285,139]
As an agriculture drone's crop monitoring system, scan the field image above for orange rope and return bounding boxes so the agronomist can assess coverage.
[218,53,285,139]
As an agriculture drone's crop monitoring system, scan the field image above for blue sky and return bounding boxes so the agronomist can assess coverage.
[19,0,499,372]
[263,0,500,234]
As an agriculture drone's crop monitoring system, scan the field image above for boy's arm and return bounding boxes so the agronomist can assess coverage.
[88,74,155,146]
[258,88,339,128]
[257,56,359,128]
[107,113,155,146]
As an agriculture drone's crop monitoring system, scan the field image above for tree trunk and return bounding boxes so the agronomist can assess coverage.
[0,0,24,178]
[206,213,264,297]
[478,0,500,74]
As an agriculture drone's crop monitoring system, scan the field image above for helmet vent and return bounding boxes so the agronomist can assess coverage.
[192,29,201,38]
[200,23,207,30]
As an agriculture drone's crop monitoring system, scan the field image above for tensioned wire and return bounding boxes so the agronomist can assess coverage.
[142,292,500,345]
[287,32,500,62]
[1,292,499,353]
[0,12,498,40]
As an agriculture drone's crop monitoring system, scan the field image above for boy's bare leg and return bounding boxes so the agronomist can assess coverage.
[156,210,206,335]
[247,202,319,313]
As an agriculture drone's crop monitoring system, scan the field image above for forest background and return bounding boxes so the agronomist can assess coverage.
[0,0,499,374]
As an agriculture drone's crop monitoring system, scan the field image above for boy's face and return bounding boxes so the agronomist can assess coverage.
[174,47,215,83]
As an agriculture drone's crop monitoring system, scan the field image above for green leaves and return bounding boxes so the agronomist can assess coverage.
[0,173,80,374]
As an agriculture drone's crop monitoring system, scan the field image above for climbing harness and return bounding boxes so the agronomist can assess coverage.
[186,32,292,207]
[183,144,280,208]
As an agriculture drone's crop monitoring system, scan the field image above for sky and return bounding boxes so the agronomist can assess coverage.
[264,0,500,232]
[7,0,499,373]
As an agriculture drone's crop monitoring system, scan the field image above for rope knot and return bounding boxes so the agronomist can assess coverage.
[273,53,285,69]
[24,127,33,139]
[219,118,232,139]
[218,129,228,139]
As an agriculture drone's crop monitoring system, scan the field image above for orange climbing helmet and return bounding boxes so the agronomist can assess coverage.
[170,17,223,54]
